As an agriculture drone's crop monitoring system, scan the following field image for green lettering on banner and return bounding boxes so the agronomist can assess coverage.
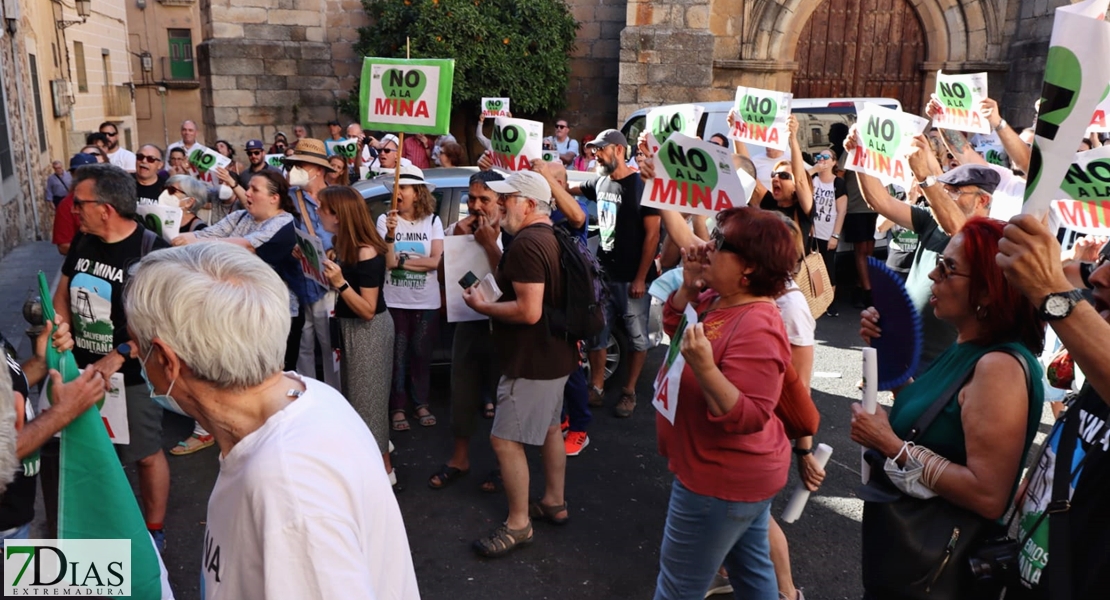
[491,124,527,155]
[485,99,503,111]
[651,112,687,146]
[382,68,428,100]
[863,116,901,158]
[336,141,358,159]
[660,140,718,191]
[189,148,216,172]
[1061,158,1110,200]
[739,94,777,126]
[937,80,973,110]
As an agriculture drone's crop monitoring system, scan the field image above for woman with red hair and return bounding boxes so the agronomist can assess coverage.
[853,217,1045,599]
[653,206,798,600]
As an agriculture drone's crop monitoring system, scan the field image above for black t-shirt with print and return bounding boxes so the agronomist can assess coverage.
[0,353,36,530]
[62,226,169,385]
[579,173,660,283]
[135,172,169,206]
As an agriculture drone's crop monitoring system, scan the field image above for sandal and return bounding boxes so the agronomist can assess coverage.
[391,411,411,432]
[483,402,496,419]
[428,464,470,490]
[472,521,533,558]
[415,405,436,427]
[529,499,569,526]
[614,390,636,418]
[170,434,215,456]
[480,469,503,494]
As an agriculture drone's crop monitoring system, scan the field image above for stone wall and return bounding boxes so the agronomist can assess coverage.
[1000,0,1073,129]
[564,0,627,137]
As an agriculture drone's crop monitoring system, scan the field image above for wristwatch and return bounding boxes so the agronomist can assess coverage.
[792,446,814,457]
[115,342,131,359]
[918,175,936,189]
[1038,289,1086,321]
[993,118,1008,133]
[830,233,840,240]
[336,282,350,294]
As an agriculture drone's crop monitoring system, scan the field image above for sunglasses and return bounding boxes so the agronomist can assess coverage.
[710,229,741,255]
[136,153,161,164]
[770,171,793,181]
[380,148,395,154]
[164,186,182,196]
[815,153,832,162]
[102,131,118,137]
[248,150,264,156]
[934,255,970,280]
[555,124,568,129]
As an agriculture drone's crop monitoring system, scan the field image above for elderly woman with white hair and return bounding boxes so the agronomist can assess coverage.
[161,175,210,234]
[124,243,419,599]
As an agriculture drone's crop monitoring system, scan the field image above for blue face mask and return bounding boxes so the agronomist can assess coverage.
[139,345,188,417]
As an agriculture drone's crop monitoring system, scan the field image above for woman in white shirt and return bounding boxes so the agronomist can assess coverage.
[809,148,848,317]
[376,165,444,431]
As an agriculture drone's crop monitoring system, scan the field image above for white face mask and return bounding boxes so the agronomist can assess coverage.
[287,165,310,187]
[157,190,181,208]
[883,442,938,500]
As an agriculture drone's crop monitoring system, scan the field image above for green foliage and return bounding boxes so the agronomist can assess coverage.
[352,0,579,118]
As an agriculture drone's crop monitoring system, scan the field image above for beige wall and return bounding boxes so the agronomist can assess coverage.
[64,0,137,149]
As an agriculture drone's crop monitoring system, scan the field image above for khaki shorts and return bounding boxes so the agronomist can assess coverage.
[491,375,569,446]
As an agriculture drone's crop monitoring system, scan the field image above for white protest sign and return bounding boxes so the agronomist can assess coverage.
[40,371,129,444]
[932,71,990,134]
[136,204,183,243]
[642,132,755,217]
[293,228,329,288]
[1054,145,1110,202]
[729,86,792,151]
[646,104,705,153]
[1023,0,1110,218]
[846,102,930,190]
[481,97,510,118]
[1050,199,1110,235]
[187,144,231,174]
[326,138,359,160]
[541,149,560,163]
[490,116,543,171]
[442,235,495,323]
[1088,94,1110,134]
[653,304,698,425]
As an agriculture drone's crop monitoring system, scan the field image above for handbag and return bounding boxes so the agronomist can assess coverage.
[793,242,834,319]
[775,361,820,439]
[860,348,1031,600]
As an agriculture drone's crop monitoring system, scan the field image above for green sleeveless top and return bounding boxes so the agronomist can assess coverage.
[888,341,1045,466]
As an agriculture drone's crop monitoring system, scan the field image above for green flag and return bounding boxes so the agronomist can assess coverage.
[37,272,168,599]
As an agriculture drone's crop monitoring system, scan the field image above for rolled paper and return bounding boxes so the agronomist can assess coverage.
[861,347,879,484]
[781,443,834,524]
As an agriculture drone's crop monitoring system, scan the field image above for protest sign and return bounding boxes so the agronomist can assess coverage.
[541,149,560,163]
[265,154,286,169]
[1050,199,1110,236]
[40,372,129,444]
[932,71,990,134]
[361,57,455,134]
[136,204,183,243]
[481,97,510,118]
[642,132,756,217]
[977,143,1009,167]
[490,116,543,171]
[1088,93,1110,134]
[1023,0,1110,218]
[442,235,495,323]
[729,86,792,151]
[187,145,231,174]
[293,228,329,288]
[646,104,705,153]
[845,102,930,190]
[653,304,698,425]
[326,138,359,159]
[1054,145,1110,202]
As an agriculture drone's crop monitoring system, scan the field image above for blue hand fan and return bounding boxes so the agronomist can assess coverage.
[867,257,923,390]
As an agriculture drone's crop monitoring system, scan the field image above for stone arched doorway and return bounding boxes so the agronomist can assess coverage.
[791,0,928,115]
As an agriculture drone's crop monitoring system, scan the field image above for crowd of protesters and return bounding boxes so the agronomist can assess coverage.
[3,81,1110,600]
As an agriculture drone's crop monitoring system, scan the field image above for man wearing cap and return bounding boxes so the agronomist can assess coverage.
[99,122,136,173]
[285,139,342,390]
[52,153,100,255]
[856,144,998,367]
[366,134,411,178]
[222,139,281,208]
[568,129,661,418]
[463,171,577,558]
[326,120,344,142]
[133,144,168,206]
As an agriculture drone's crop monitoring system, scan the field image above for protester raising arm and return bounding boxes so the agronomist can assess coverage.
[906,134,968,235]
[979,98,1031,174]
[724,111,769,202]
[787,116,813,217]
[532,159,586,229]
[846,130,914,230]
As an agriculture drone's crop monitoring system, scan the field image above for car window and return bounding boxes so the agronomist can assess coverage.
[623,115,646,151]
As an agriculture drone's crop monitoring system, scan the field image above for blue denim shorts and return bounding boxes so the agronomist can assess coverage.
[591,280,652,352]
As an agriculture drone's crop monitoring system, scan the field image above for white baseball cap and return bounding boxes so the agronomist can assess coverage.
[486,171,552,206]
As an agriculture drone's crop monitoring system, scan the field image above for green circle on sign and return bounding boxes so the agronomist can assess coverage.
[739,95,778,126]
[382,68,428,100]
[494,124,528,155]
[660,141,719,190]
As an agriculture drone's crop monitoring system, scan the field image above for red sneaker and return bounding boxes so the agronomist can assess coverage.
[564,431,590,456]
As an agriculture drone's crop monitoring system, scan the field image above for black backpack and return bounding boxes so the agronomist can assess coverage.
[547,225,608,342]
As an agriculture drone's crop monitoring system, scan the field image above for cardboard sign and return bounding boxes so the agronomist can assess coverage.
[653,304,698,425]
[40,371,129,445]
[932,71,990,134]
[1053,145,1110,201]
[646,104,705,153]
[642,133,755,217]
[846,102,930,190]
[490,116,543,171]
[361,57,455,135]
[326,138,359,159]
[136,204,183,243]
[442,235,495,323]
[1023,0,1110,218]
[187,145,231,174]
[265,154,286,169]
[294,228,329,288]
[481,97,510,118]
[1050,198,1110,235]
[729,86,792,151]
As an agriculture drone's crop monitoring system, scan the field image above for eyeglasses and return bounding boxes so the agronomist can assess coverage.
[72,197,100,208]
[710,229,741,255]
[815,153,832,162]
[136,153,161,164]
[102,131,118,138]
[770,171,793,181]
[555,124,568,129]
[247,150,263,156]
[934,255,970,280]
[942,186,979,201]
[164,186,181,196]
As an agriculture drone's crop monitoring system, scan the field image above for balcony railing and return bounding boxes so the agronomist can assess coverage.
[103,84,132,117]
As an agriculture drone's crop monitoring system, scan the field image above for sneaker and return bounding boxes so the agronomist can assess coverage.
[149,529,166,554]
[588,385,605,408]
[614,392,636,418]
[824,306,839,318]
[705,574,732,597]
[564,431,589,456]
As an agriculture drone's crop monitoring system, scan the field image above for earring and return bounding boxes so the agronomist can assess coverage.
[976,305,989,320]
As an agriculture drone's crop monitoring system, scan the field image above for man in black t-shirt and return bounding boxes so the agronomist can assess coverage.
[54,163,172,551]
[570,129,661,418]
[133,144,168,206]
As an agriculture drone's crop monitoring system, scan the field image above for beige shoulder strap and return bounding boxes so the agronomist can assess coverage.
[294,189,317,238]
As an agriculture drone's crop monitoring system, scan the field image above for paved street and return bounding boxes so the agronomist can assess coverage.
[5,242,877,599]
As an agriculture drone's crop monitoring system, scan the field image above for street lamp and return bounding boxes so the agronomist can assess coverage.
[57,0,91,30]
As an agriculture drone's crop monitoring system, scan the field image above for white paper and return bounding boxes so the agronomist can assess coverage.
[642,132,756,217]
[781,443,833,523]
[729,86,793,151]
[477,272,502,302]
[136,204,183,243]
[846,102,930,190]
[1050,199,1110,235]
[932,71,990,134]
[442,235,495,322]
[652,304,698,425]
[187,144,232,174]
[861,347,878,484]
[41,371,129,445]
[646,104,705,153]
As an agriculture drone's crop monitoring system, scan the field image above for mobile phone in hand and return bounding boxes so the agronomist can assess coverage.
[459,271,479,290]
